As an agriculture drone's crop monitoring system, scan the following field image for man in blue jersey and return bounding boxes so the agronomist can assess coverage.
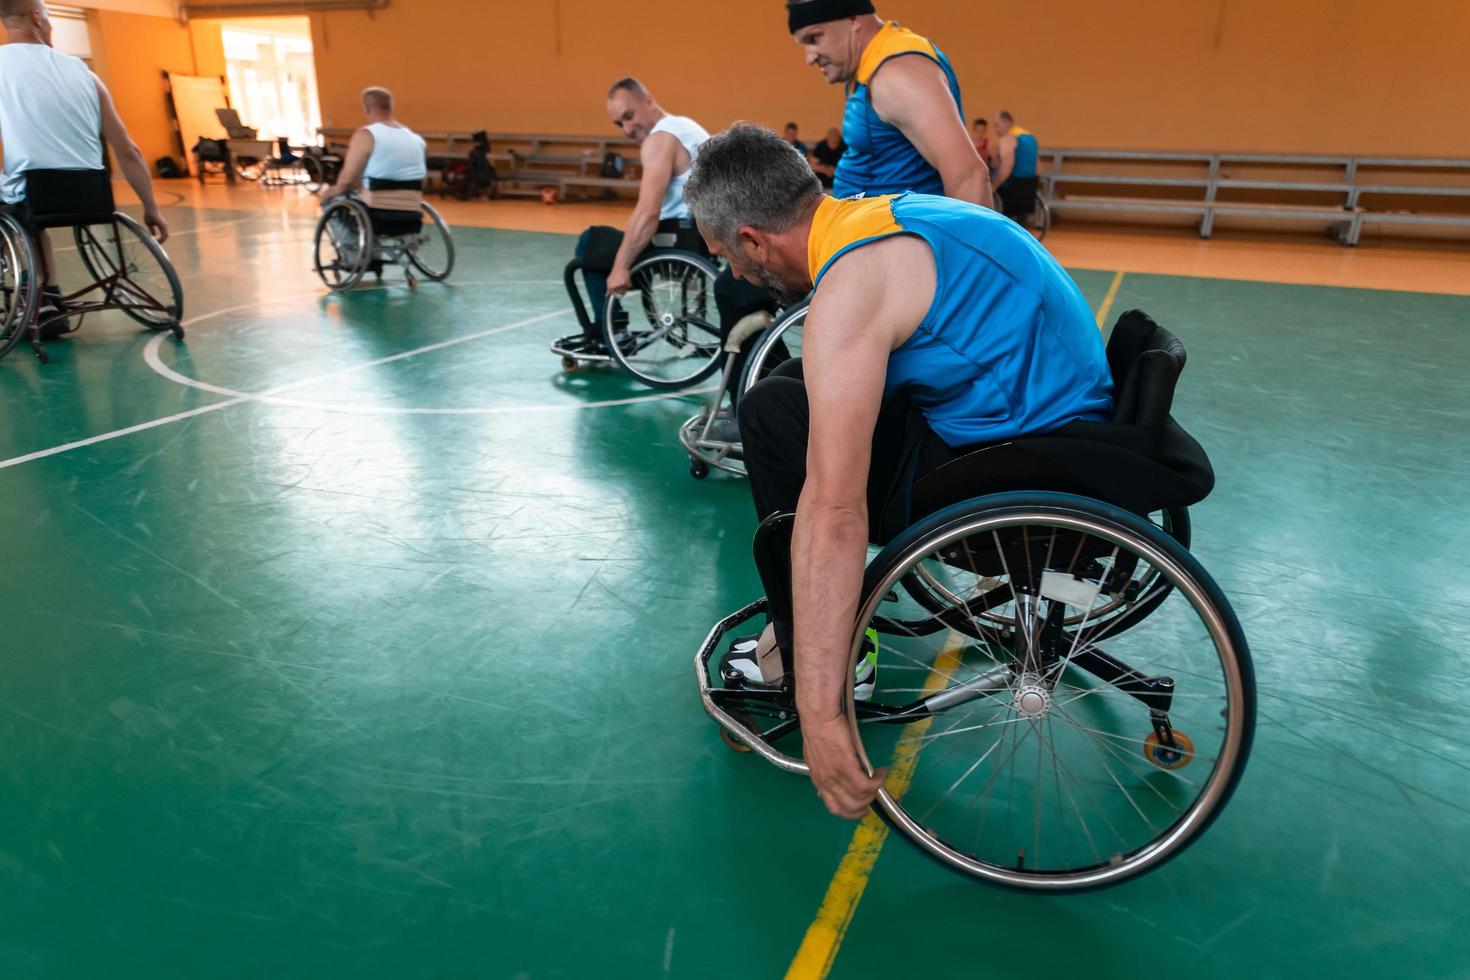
[685,125,1112,819]
[787,0,990,206]
[994,110,1041,226]
[703,0,996,442]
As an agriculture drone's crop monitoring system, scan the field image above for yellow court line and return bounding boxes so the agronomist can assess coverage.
[1095,270,1126,330]
[785,632,968,980]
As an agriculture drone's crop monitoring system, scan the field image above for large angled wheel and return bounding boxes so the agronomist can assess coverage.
[407,202,455,282]
[852,492,1254,891]
[737,300,807,396]
[603,251,723,390]
[313,198,371,292]
[75,213,184,330]
[0,214,38,361]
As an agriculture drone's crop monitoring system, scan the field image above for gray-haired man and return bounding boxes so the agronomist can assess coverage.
[685,124,1112,820]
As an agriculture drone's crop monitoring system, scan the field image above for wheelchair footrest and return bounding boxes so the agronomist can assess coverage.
[695,598,809,774]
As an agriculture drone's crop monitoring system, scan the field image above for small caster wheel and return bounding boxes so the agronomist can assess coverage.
[690,460,710,480]
[34,346,49,364]
[719,727,752,754]
[1143,729,1194,770]
[561,355,578,372]
[171,324,185,341]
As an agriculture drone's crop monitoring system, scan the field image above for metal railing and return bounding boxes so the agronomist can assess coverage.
[1037,148,1470,245]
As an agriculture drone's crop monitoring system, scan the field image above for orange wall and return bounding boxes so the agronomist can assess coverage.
[309,0,1470,157]
[88,11,224,164]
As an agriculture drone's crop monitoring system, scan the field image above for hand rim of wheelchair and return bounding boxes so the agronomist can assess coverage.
[73,212,184,330]
[0,214,40,360]
[854,491,1253,891]
[737,300,808,397]
[407,202,456,282]
[602,250,724,390]
[678,406,746,479]
[313,197,372,291]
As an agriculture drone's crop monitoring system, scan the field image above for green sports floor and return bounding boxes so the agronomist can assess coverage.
[1,202,1467,979]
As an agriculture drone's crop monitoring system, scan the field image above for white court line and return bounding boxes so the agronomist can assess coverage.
[0,307,560,471]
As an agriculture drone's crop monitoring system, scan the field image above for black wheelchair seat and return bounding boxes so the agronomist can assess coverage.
[368,209,423,238]
[13,169,115,229]
[908,310,1215,524]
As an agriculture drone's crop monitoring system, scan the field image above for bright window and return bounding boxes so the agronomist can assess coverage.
[219,18,321,146]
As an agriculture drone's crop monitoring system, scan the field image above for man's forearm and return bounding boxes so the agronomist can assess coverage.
[792,495,871,721]
[115,145,160,213]
[944,162,993,208]
[614,206,660,272]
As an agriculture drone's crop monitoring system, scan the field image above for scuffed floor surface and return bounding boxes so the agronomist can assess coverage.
[1,196,1467,978]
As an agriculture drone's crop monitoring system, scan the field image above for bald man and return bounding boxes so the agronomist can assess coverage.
[319,86,427,204]
[564,77,710,351]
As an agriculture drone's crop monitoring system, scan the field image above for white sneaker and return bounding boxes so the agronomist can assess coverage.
[721,624,879,702]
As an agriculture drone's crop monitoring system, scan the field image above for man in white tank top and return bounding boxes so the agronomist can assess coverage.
[320,86,427,205]
[563,77,709,347]
[0,0,170,328]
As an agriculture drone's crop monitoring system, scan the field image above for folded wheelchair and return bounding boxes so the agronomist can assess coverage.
[0,169,183,365]
[313,179,454,292]
[697,311,1255,891]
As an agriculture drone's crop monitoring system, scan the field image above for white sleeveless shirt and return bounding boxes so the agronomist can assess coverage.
[648,114,709,219]
[0,44,103,204]
[363,122,427,183]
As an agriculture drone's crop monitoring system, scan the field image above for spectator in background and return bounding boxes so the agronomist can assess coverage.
[783,122,810,159]
[971,117,991,167]
[993,109,1039,226]
[810,127,846,189]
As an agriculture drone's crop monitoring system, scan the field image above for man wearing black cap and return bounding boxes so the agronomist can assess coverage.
[787,0,989,205]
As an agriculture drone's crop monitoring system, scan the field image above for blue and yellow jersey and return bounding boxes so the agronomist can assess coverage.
[807,193,1113,446]
[1010,126,1039,180]
[835,22,964,199]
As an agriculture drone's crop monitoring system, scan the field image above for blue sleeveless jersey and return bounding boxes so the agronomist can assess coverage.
[808,193,1113,447]
[834,22,964,199]
[1012,130,1039,179]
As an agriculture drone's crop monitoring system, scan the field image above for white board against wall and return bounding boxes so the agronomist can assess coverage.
[166,72,227,175]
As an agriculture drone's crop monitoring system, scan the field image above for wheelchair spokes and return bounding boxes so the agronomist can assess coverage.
[407,203,456,282]
[73,215,184,330]
[313,200,370,291]
[604,251,723,389]
[853,497,1252,889]
[0,217,38,360]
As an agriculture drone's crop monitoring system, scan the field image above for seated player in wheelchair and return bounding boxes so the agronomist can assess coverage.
[559,77,711,355]
[686,125,1120,817]
[0,0,170,343]
[313,86,454,290]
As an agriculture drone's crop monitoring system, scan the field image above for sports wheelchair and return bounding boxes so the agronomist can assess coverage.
[697,311,1255,891]
[0,169,183,365]
[312,179,455,292]
[556,225,724,389]
[679,298,806,479]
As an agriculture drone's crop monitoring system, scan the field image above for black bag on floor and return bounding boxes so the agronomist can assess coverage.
[155,156,184,179]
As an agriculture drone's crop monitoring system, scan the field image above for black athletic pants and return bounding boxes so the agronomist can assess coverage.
[999,175,1040,224]
[737,358,964,650]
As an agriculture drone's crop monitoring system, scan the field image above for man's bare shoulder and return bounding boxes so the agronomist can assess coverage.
[812,234,936,346]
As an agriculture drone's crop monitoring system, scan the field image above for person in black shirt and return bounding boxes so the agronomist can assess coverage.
[810,127,846,190]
